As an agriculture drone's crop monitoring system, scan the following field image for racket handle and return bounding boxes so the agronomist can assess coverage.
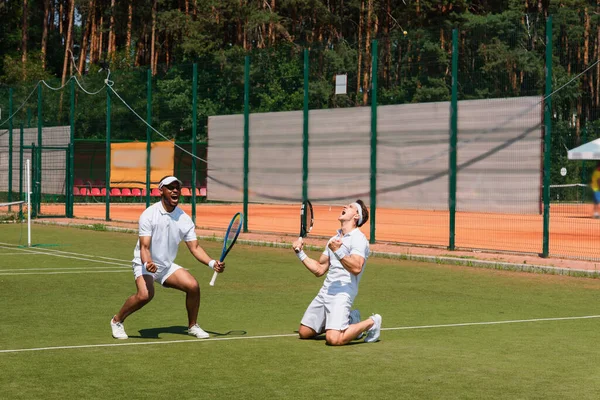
[294,236,303,252]
[209,271,218,286]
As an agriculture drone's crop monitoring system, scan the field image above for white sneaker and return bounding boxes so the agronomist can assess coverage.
[188,324,209,339]
[364,314,382,343]
[349,309,364,339]
[110,317,128,339]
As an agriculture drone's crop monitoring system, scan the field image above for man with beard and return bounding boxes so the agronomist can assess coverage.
[110,176,224,339]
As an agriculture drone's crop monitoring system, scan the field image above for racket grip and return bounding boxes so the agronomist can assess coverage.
[294,236,303,252]
[209,271,218,286]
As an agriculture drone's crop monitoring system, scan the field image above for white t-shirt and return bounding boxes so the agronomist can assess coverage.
[133,201,197,268]
[321,228,370,298]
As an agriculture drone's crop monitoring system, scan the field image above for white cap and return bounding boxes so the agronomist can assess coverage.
[158,176,182,189]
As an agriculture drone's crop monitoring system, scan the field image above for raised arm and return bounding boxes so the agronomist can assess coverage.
[292,238,330,277]
[327,237,365,275]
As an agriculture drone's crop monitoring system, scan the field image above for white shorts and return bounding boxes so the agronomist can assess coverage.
[132,259,182,286]
[300,291,353,333]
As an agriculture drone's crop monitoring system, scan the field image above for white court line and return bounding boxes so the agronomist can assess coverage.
[0,245,130,267]
[1,314,598,354]
[0,270,131,276]
[1,266,127,272]
[0,241,132,263]
[0,253,40,256]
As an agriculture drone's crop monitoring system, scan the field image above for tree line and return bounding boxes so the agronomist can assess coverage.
[0,1,599,147]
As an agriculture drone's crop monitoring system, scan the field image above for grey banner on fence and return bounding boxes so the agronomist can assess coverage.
[207,96,542,213]
[0,126,69,195]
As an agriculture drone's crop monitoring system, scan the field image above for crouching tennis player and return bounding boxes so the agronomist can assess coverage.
[292,199,382,345]
[110,176,224,340]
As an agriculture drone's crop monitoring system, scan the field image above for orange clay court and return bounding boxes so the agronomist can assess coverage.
[38,202,600,261]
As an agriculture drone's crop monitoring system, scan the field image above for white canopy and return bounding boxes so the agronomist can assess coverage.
[568,138,600,160]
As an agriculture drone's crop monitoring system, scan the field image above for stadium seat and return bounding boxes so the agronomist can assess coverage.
[110,188,122,196]
[73,187,80,195]
[101,188,107,196]
[141,189,147,196]
[121,188,132,196]
[200,187,207,196]
[91,188,101,196]
[74,178,84,187]
[132,188,142,196]
[93,179,105,187]
[79,187,89,196]
[150,188,161,196]
[181,187,191,196]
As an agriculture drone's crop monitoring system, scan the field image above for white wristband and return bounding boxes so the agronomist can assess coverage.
[297,250,307,262]
[208,260,216,269]
[334,248,348,260]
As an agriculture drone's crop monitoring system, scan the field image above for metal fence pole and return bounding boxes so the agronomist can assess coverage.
[369,40,378,244]
[192,63,198,223]
[448,28,459,251]
[105,86,111,221]
[37,84,42,213]
[542,16,553,258]
[8,88,13,206]
[68,80,75,217]
[243,55,250,233]
[302,49,309,203]
[146,69,152,208]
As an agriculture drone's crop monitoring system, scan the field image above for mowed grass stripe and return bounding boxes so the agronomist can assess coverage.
[2,223,600,399]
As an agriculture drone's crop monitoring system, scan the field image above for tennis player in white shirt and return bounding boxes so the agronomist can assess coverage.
[292,199,382,345]
[110,176,224,340]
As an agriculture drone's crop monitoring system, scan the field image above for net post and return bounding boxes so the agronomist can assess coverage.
[542,16,553,258]
[369,40,378,244]
[243,55,250,233]
[192,63,198,224]
[448,28,458,251]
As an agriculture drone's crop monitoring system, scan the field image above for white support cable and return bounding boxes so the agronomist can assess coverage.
[106,82,214,167]
[0,74,108,131]
[0,84,39,129]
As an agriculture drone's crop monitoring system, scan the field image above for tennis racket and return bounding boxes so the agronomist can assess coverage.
[209,212,244,287]
[294,200,314,251]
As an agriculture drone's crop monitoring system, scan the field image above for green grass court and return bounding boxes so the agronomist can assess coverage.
[1,224,600,399]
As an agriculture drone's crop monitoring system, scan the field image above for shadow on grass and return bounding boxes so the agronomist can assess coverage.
[130,326,247,339]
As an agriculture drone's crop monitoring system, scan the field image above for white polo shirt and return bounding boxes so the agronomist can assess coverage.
[132,201,197,269]
[321,228,370,298]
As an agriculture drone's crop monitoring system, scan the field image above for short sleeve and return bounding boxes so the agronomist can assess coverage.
[349,234,369,259]
[138,209,153,237]
[182,215,198,242]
